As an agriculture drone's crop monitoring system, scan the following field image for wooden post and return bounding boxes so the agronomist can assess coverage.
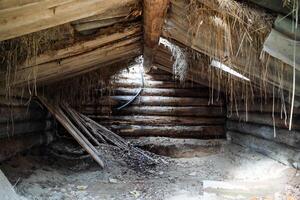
[143,0,169,71]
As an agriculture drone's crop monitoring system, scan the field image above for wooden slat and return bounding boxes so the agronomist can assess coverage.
[0,0,138,41]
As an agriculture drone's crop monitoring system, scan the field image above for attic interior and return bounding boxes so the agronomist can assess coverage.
[0,0,300,199]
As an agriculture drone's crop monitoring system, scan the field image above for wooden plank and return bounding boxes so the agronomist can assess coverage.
[0,0,138,41]
[226,120,300,148]
[89,115,225,126]
[108,125,225,138]
[0,170,21,200]
[227,131,300,169]
[82,106,225,117]
[39,98,104,168]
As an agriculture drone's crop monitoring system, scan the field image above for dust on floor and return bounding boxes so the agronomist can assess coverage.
[0,142,299,200]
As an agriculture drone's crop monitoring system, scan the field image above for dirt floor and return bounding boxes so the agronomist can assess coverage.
[1,138,300,200]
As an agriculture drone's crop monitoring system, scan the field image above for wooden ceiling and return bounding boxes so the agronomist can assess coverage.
[0,0,299,100]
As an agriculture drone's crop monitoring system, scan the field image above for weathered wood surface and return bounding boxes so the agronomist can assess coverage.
[85,65,226,139]
[143,0,169,69]
[227,131,300,169]
[0,169,20,200]
[97,96,223,106]
[111,79,206,89]
[162,0,300,95]
[0,0,139,41]
[110,125,225,138]
[7,37,141,86]
[108,88,210,97]
[228,112,300,130]
[90,115,225,126]
[39,98,105,168]
[18,25,141,70]
[82,106,225,117]
[226,120,300,148]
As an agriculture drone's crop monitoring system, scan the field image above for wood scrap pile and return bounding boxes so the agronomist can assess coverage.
[39,97,158,169]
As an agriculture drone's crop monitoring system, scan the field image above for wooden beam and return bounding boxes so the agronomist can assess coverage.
[0,0,138,41]
[143,0,169,69]
[18,25,141,70]
[4,36,141,86]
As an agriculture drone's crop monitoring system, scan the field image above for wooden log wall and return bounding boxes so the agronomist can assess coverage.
[226,101,300,169]
[80,66,226,139]
[0,97,54,162]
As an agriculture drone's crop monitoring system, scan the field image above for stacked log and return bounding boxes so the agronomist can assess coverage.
[0,97,55,161]
[227,100,300,169]
[80,67,226,139]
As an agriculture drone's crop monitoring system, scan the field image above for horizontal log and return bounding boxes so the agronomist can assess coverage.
[0,131,54,162]
[108,125,225,139]
[0,0,139,41]
[227,131,300,169]
[0,106,48,123]
[18,24,141,69]
[107,88,210,97]
[7,37,142,86]
[228,112,300,130]
[97,96,223,106]
[226,120,300,148]
[111,79,206,89]
[89,115,225,125]
[82,106,226,117]
[0,120,52,138]
[228,101,300,115]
